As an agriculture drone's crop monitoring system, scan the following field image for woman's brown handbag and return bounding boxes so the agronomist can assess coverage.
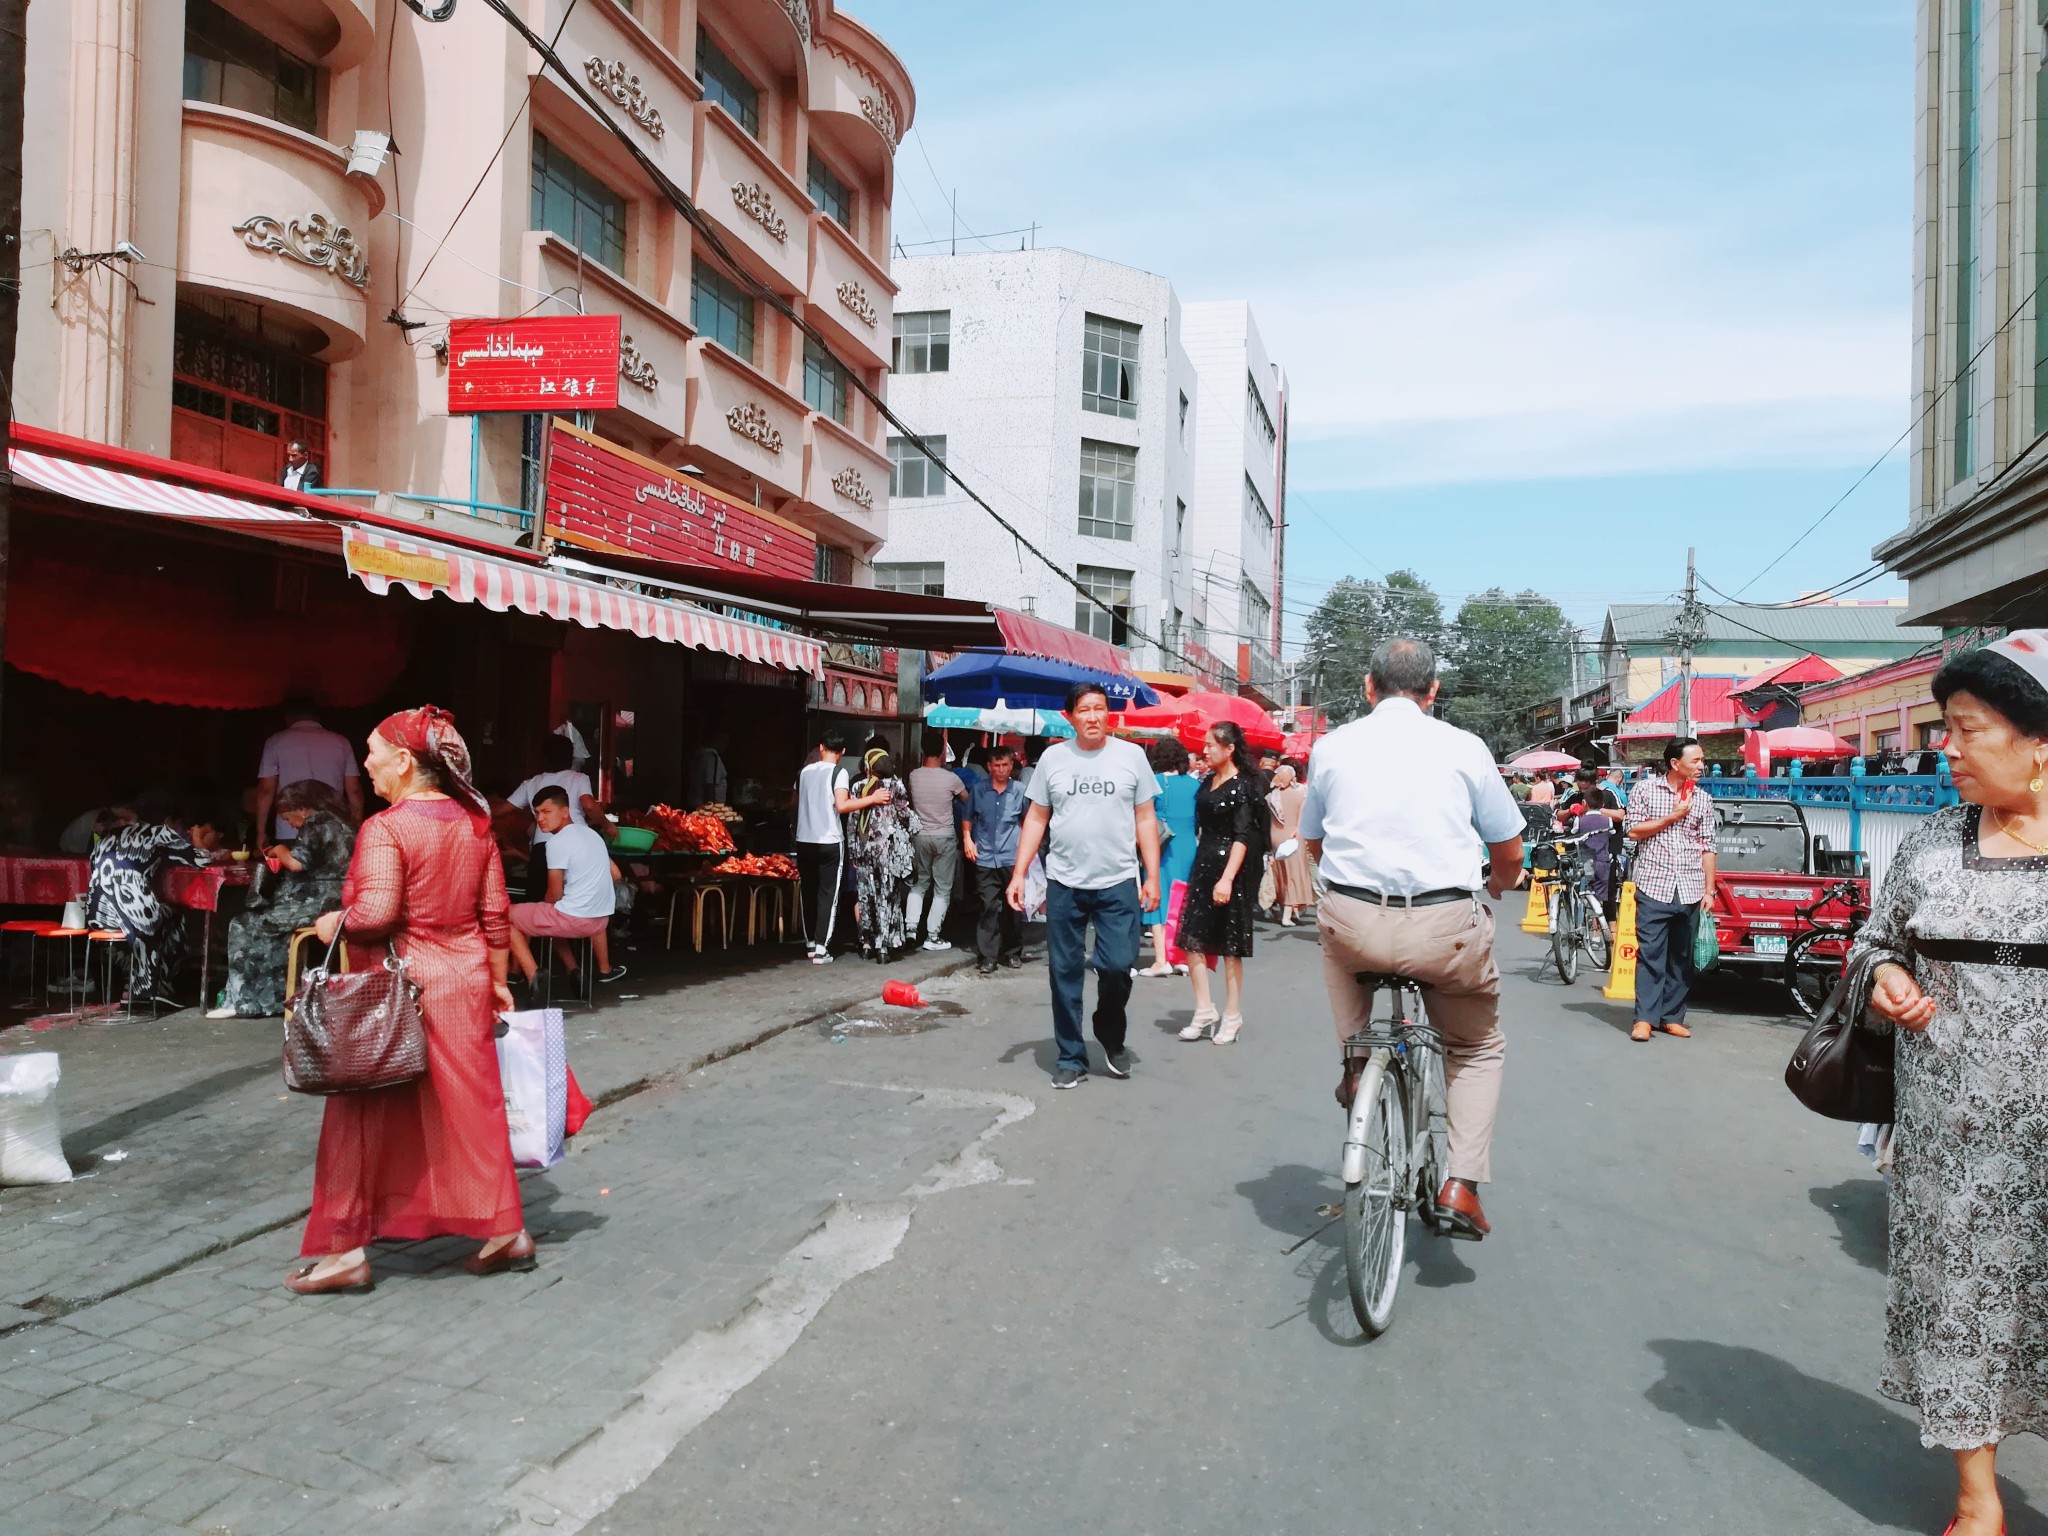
[1784,948,1895,1122]
[283,929,427,1095]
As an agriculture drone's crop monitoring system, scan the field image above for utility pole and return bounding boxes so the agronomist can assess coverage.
[0,0,25,770]
[1675,546,1704,739]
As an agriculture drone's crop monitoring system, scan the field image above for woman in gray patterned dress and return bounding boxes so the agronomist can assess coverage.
[848,748,916,962]
[210,782,356,1018]
[1855,634,2048,1536]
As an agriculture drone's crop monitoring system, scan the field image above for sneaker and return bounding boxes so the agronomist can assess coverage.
[1050,1065,1087,1089]
[596,965,628,984]
[812,951,835,965]
[1100,1049,1132,1080]
[922,938,952,952]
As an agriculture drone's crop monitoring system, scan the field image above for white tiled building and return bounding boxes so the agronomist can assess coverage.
[875,249,1285,689]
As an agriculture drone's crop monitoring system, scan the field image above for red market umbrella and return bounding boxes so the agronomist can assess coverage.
[1114,695,1204,740]
[1176,692,1287,754]
[1507,750,1582,773]
[1759,727,1857,757]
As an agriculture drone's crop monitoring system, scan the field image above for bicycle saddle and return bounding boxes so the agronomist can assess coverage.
[1353,971,1419,989]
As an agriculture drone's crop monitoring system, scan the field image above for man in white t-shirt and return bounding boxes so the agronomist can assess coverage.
[1008,683,1162,1087]
[793,728,894,963]
[508,787,625,989]
[505,737,600,842]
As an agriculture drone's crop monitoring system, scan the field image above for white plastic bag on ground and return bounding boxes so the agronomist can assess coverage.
[0,1053,73,1185]
[496,1009,566,1169]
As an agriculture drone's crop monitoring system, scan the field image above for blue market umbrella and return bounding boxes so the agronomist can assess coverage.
[923,702,1075,738]
[922,652,1158,712]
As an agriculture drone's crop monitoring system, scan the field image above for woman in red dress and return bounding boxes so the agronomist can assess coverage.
[288,706,530,1294]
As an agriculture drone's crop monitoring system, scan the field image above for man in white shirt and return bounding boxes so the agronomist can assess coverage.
[793,728,893,963]
[254,701,363,843]
[505,737,600,842]
[1008,683,1162,1087]
[1300,638,1526,1240]
[507,787,625,989]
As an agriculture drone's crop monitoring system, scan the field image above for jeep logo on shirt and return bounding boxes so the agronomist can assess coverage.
[1066,777,1122,796]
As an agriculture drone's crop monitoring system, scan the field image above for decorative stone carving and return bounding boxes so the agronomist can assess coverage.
[834,279,878,328]
[779,0,811,42]
[619,334,658,391]
[730,181,789,243]
[859,94,899,149]
[585,57,665,139]
[831,467,873,509]
[726,402,784,454]
[232,212,370,290]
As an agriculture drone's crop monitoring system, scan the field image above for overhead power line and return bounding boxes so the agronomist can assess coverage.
[461,0,1211,678]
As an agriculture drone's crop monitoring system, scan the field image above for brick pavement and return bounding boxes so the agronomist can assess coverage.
[0,1035,1008,1535]
[0,943,977,1326]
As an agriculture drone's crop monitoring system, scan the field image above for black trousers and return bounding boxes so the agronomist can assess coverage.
[796,841,845,951]
[974,864,1019,965]
[1634,893,1698,1025]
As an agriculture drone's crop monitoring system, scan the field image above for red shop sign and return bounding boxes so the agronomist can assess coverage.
[447,316,621,413]
[543,419,817,580]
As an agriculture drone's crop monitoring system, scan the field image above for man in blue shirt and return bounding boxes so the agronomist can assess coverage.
[962,744,1029,976]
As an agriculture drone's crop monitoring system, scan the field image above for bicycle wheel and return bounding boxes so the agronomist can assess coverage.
[1784,929,1845,1021]
[1343,1064,1408,1337]
[1584,905,1613,971]
[1550,889,1581,984]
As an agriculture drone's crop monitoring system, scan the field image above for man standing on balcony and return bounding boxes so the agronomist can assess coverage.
[280,440,322,493]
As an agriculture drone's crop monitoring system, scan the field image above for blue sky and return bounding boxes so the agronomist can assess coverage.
[857,0,1915,643]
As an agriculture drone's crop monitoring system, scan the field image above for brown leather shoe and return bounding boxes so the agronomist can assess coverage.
[1658,1022,1692,1038]
[1335,1063,1361,1109]
[1435,1179,1491,1240]
[1630,1021,1652,1042]
[464,1232,537,1276]
[285,1259,372,1295]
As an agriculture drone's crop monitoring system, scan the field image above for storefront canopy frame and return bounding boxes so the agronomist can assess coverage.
[548,551,1132,672]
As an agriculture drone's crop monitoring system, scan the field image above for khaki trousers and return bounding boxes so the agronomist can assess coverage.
[1318,890,1506,1183]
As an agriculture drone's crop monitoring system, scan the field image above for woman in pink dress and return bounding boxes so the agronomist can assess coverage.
[288,706,529,1294]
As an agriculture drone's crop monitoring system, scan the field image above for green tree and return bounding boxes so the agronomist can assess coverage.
[1300,571,1444,724]
[1439,589,1576,756]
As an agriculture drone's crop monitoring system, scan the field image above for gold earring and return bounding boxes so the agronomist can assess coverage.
[2034,775,2045,795]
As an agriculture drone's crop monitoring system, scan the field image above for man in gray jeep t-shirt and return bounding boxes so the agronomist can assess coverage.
[1008,684,1162,1088]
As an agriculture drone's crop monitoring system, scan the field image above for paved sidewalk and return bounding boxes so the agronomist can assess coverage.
[0,943,981,1327]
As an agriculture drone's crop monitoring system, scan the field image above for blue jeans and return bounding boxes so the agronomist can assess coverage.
[1044,879,1141,1071]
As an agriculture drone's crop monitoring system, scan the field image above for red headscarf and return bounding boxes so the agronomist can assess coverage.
[374,705,491,835]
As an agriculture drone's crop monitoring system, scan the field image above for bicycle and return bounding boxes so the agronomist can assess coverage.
[1782,880,1871,1021]
[1339,971,1455,1337]
[1543,833,1613,985]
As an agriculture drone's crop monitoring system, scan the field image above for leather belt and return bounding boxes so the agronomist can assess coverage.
[1916,938,2048,970]
[1327,882,1476,909]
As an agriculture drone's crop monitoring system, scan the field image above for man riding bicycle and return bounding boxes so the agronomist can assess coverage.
[1300,638,1526,1239]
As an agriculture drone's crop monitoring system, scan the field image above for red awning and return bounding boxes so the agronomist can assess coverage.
[9,446,345,552]
[993,609,1130,675]
[346,528,823,676]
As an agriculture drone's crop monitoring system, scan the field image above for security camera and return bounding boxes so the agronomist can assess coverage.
[112,240,145,263]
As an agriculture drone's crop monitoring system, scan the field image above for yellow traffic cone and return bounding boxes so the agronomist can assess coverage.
[1603,881,1639,1002]
[1519,874,1551,934]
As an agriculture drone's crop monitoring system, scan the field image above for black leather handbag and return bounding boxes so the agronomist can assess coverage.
[1784,948,1895,1122]
[283,930,427,1095]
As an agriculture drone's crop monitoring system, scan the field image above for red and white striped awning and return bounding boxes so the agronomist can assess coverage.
[342,526,823,677]
[9,447,343,550]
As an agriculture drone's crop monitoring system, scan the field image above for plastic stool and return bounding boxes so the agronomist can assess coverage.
[665,882,730,953]
[86,930,135,1020]
[538,934,595,1011]
[41,927,89,1016]
[2,919,60,1003]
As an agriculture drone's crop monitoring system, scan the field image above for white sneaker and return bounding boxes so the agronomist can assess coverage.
[922,939,952,951]
[812,951,835,965]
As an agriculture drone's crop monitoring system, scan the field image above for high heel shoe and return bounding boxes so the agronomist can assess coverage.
[1213,1014,1244,1044]
[1178,1008,1219,1041]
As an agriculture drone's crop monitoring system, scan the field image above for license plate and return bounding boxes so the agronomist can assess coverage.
[1752,935,1788,956]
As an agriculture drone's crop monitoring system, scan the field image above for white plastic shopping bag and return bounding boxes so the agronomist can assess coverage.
[1021,856,1048,922]
[496,1009,567,1169]
[0,1053,73,1185]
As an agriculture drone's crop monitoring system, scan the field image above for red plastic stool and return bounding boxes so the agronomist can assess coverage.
[41,927,89,1017]
[86,930,134,1020]
[2,918,60,1004]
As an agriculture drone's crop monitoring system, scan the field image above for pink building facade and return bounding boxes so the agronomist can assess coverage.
[16,0,911,572]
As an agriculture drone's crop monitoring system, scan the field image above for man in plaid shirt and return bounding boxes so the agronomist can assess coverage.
[1623,736,1716,1042]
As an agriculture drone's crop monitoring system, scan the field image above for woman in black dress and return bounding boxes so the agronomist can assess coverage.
[1176,721,1259,1044]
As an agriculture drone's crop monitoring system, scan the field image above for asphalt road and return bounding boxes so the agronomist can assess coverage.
[598,904,2048,1536]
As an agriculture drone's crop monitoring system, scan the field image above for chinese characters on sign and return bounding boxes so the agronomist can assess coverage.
[543,419,817,581]
[446,316,622,413]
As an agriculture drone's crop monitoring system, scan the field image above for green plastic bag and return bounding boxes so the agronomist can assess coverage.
[1692,908,1720,972]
